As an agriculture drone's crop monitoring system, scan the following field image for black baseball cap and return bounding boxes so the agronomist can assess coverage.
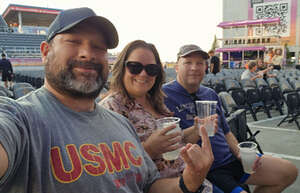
[46,7,119,49]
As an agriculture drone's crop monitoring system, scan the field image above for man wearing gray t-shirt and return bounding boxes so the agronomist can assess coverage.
[241,61,263,80]
[0,7,214,193]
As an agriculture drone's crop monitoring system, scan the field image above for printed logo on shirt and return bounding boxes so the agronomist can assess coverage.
[50,141,143,184]
[176,102,195,113]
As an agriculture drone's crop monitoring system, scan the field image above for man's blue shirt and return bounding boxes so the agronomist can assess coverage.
[163,80,235,170]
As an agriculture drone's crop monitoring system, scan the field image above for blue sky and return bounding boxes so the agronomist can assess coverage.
[0,0,223,62]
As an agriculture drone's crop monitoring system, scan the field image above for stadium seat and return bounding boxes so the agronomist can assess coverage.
[277,92,300,130]
[12,82,34,91]
[255,78,273,118]
[211,77,226,94]
[266,77,284,115]
[13,86,36,99]
[240,79,264,120]
[226,109,263,154]
[218,91,238,117]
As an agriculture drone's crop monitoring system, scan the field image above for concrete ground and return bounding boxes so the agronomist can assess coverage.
[246,106,300,192]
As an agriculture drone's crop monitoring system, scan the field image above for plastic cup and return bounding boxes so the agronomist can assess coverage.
[238,141,257,174]
[156,117,182,160]
[195,100,217,136]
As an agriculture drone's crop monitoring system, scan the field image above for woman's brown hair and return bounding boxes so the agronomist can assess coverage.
[108,40,169,115]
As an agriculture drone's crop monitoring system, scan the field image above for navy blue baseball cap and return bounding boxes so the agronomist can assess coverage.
[46,7,119,49]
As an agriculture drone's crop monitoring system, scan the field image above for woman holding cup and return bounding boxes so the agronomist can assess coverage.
[100,40,215,191]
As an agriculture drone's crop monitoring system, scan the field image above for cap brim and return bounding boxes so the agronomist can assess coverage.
[54,16,118,49]
[180,49,209,60]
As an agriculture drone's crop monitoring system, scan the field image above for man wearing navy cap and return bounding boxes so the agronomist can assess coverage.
[0,7,214,193]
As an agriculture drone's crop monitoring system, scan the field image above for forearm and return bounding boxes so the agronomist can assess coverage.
[149,172,205,193]
[225,131,240,158]
[149,177,182,193]
[182,126,199,144]
[142,142,156,159]
[0,143,8,178]
[250,74,260,81]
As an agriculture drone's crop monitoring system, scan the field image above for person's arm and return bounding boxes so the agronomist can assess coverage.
[225,131,240,159]
[210,61,214,73]
[182,125,198,144]
[9,61,13,73]
[0,143,9,178]
[250,73,262,81]
[210,65,214,73]
[182,117,200,144]
[149,126,214,193]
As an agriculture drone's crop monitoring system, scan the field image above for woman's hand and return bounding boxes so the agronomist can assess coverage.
[143,124,182,159]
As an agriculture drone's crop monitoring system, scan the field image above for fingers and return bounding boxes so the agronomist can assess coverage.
[180,143,193,166]
[199,126,211,152]
[165,135,182,146]
[213,115,218,134]
[164,143,183,152]
[160,124,177,135]
[164,131,182,140]
[253,156,262,171]
[194,117,200,127]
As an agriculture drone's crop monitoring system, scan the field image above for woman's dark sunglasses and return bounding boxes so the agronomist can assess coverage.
[125,61,161,77]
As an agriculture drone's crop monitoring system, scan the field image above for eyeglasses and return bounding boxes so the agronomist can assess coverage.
[125,61,161,77]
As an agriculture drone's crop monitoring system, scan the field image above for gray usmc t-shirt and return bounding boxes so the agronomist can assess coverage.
[0,87,159,193]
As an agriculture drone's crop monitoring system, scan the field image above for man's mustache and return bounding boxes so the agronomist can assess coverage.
[68,60,103,72]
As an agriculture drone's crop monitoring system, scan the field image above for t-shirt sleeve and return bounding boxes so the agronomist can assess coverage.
[215,92,230,134]
[9,61,13,73]
[142,150,160,193]
[241,70,250,80]
[0,98,27,185]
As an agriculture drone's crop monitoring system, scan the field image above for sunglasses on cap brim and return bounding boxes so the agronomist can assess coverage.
[125,61,161,77]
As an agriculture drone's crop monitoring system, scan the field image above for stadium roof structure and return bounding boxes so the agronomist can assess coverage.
[0,15,8,27]
[217,17,280,28]
[2,4,61,27]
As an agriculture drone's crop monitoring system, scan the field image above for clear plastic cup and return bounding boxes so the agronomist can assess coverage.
[195,100,217,136]
[156,117,182,160]
[238,141,257,174]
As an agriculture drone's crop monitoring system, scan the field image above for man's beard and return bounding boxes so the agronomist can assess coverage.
[45,58,107,99]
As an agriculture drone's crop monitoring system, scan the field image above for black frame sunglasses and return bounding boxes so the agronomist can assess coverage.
[125,61,161,77]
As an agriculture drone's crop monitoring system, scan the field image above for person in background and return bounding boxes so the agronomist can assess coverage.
[256,58,276,80]
[264,48,274,66]
[208,50,220,74]
[0,53,13,89]
[241,61,263,81]
[0,8,214,193]
[100,40,216,192]
[229,57,235,69]
[272,48,283,70]
[163,44,298,193]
